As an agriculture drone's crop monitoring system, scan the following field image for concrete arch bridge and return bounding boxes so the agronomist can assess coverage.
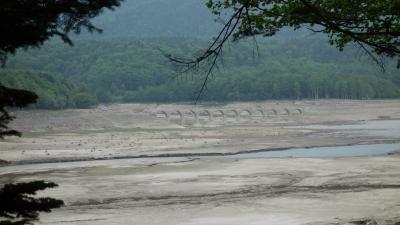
[153,108,303,124]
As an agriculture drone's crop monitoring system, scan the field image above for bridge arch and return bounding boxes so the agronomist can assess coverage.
[295,109,303,115]
[213,110,225,122]
[226,109,239,121]
[198,109,212,122]
[156,111,169,119]
[282,108,291,116]
[184,110,198,124]
[189,110,198,119]
[267,109,278,118]
[253,109,265,119]
[170,110,183,124]
[239,109,252,120]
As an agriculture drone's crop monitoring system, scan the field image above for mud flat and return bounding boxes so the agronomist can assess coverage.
[2,99,400,164]
[1,100,400,225]
[1,154,400,225]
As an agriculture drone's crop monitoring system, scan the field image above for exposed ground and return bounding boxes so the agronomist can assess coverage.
[1,100,400,225]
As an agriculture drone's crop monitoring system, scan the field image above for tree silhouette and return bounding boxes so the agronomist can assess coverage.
[0,0,122,66]
[1,1,122,224]
[0,86,37,138]
[0,181,64,225]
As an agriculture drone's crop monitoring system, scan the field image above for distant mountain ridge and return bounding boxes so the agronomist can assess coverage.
[79,0,313,39]
[79,0,220,39]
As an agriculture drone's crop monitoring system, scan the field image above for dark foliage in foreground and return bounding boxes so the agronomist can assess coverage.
[0,0,122,66]
[0,85,37,138]
[1,0,126,224]
[0,181,64,225]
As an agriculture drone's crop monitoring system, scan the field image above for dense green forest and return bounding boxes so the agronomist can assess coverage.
[2,37,399,109]
[0,70,97,109]
[1,0,399,109]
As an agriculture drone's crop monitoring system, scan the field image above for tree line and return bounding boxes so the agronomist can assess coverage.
[3,37,400,109]
[125,72,400,103]
[0,70,97,109]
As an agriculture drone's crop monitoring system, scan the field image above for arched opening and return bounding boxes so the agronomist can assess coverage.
[239,109,252,120]
[184,110,198,124]
[226,109,239,122]
[253,109,265,119]
[281,108,291,116]
[293,108,303,115]
[213,110,225,122]
[155,111,169,119]
[170,110,183,124]
[267,109,278,118]
[198,110,212,123]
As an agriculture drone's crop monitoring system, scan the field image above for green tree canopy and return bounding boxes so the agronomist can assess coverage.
[162,0,400,99]
[205,0,400,66]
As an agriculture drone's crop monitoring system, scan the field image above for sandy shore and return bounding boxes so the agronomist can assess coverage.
[1,100,400,225]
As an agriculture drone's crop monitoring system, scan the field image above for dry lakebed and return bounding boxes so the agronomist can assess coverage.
[1,100,400,225]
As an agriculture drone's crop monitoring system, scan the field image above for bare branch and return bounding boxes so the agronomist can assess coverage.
[164,5,246,103]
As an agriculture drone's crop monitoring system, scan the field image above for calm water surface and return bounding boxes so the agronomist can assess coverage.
[226,143,400,158]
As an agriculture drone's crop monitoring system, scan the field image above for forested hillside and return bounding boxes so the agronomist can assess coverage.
[1,0,400,109]
[2,37,399,109]
[0,70,97,109]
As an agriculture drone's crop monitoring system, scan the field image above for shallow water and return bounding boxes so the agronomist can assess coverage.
[292,120,400,138]
[226,143,400,158]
